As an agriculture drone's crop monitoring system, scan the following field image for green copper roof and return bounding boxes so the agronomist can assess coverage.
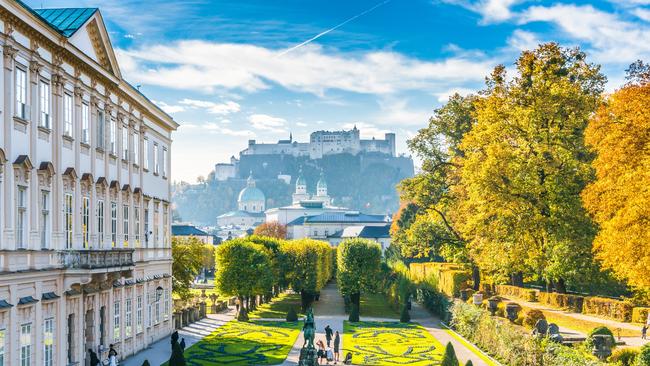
[33,8,97,37]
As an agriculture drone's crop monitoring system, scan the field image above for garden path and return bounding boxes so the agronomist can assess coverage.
[499,296,650,348]
[121,306,237,366]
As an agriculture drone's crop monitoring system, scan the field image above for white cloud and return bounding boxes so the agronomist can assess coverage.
[296,122,308,127]
[116,41,496,96]
[435,87,476,102]
[442,0,523,23]
[178,99,241,115]
[375,99,432,127]
[248,114,287,132]
[633,8,650,21]
[507,29,541,51]
[153,100,185,114]
[519,4,650,63]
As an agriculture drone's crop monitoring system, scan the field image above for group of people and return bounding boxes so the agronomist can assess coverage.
[316,325,346,365]
[88,344,119,366]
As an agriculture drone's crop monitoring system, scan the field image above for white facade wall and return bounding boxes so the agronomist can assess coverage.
[0,3,178,366]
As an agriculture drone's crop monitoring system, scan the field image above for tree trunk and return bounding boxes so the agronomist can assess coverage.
[556,278,567,294]
[546,279,553,293]
[511,272,524,287]
[350,292,360,307]
[472,266,481,291]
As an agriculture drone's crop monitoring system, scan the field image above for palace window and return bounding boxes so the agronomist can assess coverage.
[97,109,105,149]
[40,80,50,128]
[110,119,116,154]
[15,67,27,119]
[154,204,160,245]
[123,204,129,246]
[64,93,73,136]
[136,295,143,333]
[162,147,168,177]
[144,207,150,247]
[153,143,159,174]
[16,186,27,249]
[164,289,170,320]
[111,202,117,247]
[125,298,132,338]
[114,301,120,341]
[65,193,73,249]
[83,197,90,248]
[122,125,129,160]
[143,137,149,170]
[82,103,89,143]
[155,292,161,324]
[40,190,49,249]
[97,200,105,246]
[135,207,141,246]
[133,132,139,165]
[43,318,54,366]
[20,323,31,366]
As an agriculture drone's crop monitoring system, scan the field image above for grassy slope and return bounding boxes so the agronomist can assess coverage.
[359,293,400,319]
[249,292,304,319]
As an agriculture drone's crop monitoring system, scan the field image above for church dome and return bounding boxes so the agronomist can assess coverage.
[238,186,265,202]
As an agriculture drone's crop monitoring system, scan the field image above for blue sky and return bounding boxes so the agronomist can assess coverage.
[26,0,650,182]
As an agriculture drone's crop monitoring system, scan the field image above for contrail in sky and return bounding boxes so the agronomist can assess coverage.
[276,0,391,57]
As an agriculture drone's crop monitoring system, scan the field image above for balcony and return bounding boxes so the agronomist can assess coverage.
[58,249,135,270]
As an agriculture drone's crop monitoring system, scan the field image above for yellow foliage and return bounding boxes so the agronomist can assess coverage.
[583,82,650,290]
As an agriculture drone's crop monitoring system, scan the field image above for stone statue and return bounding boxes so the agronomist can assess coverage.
[299,307,318,366]
[532,318,549,337]
[303,307,316,348]
[548,323,563,343]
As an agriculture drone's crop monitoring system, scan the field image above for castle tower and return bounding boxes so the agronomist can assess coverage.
[315,169,331,206]
[292,167,310,204]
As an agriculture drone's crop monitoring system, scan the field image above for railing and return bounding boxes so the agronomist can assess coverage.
[58,249,135,269]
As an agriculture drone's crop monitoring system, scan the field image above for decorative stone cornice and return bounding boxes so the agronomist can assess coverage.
[3,44,18,66]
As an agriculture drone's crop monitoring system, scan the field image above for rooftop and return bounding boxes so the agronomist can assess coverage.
[19,2,98,38]
[171,224,210,237]
[217,210,265,219]
[341,225,391,239]
[288,212,390,226]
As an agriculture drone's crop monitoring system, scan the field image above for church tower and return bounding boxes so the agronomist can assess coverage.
[315,169,331,206]
[292,167,310,204]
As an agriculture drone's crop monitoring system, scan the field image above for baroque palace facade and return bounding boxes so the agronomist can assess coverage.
[0,2,178,366]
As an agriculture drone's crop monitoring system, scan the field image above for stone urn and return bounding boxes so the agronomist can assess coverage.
[472,292,483,306]
[487,296,501,316]
[460,289,474,302]
[591,334,613,360]
[505,302,520,322]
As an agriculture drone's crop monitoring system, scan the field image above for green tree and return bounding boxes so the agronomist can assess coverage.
[455,43,605,290]
[337,238,382,311]
[282,239,333,310]
[171,236,206,300]
[441,342,459,366]
[248,235,290,296]
[214,239,274,320]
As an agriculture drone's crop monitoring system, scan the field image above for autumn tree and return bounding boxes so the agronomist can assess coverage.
[455,44,605,290]
[582,61,650,290]
[171,236,206,300]
[396,94,476,261]
[253,221,287,239]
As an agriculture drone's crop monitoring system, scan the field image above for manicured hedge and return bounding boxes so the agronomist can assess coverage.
[633,307,650,324]
[582,296,633,322]
[537,291,584,313]
[496,285,538,302]
[409,262,470,297]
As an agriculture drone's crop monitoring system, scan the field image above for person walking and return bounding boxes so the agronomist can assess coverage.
[642,324,648,340]
[108,344,118,366]
[317,339,326,364]
[88,349,100,366]
[333,331,341,364]
[325,325,333,347]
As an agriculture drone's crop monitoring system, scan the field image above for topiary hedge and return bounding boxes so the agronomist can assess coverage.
[583,296,633,322]
[495,285,538,302]
[609,348,639,366]
[409,262,471,297]
[633,307,650,324]
[537,292,584,313]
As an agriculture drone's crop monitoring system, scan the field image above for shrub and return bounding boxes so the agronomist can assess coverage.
[441,342,459,366]
[496,285,539,302]
[632,307,650,324]
[609,348,639,366]
[416,283,450,319]
[587,326,615,349]
[400,304,411,323]
[537,292,584,313]
[583,297,633,322]
[410,262,471,297]
[349,303,360,322]
[286,307,298,322]
[522,309,546,329]
[637,344,650,366]
[465,361,474,366]
[142,361,151,366]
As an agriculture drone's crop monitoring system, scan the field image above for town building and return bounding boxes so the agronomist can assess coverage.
[171,224,215,245]
[0,3,178,366]
[216,171,265,228]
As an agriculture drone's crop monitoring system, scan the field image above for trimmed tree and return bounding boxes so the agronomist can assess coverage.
[286,307,298,322]
[283,239,333,310]
[400,304,411,323]
[214,239,274,321]
[337,238,382,314]
[171,236,206,300]
[169,331,186,366]
[142,361,151,366]
[465,361,473,366]
[441,342,459,366]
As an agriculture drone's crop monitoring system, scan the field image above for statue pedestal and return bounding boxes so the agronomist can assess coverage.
[298,346,318,366]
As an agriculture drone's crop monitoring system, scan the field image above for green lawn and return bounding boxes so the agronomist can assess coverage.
[249,292,304,319]
[343,321,445,365]
[359,293,399,319]
[179,320,301,365]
